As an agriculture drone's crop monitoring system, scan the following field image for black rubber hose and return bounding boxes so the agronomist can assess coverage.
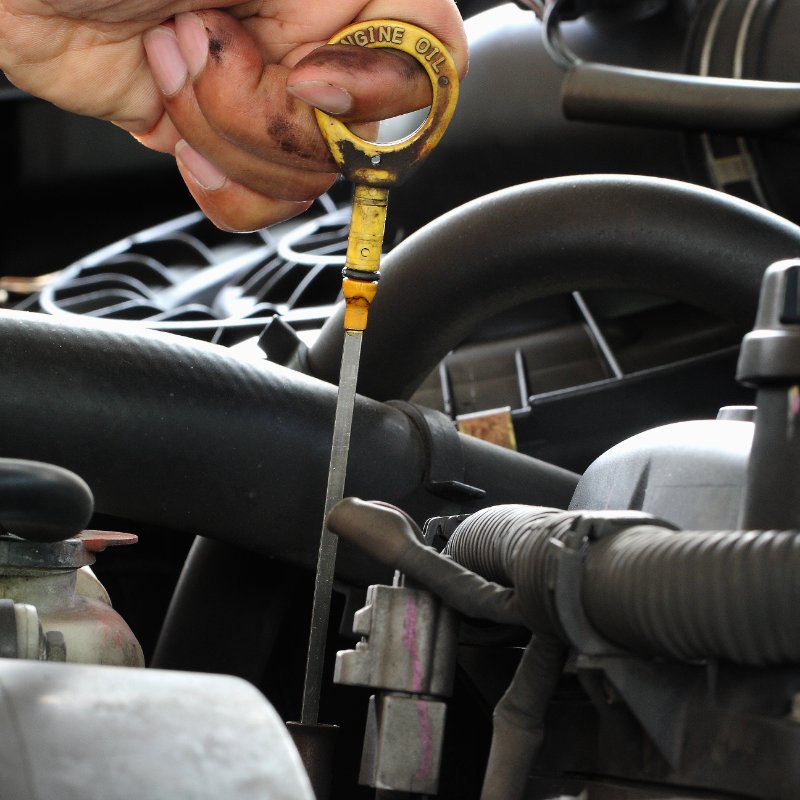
[446,505,800,666]
[308,175,800,401]
[0,311,577,584]
[562,64,800,134]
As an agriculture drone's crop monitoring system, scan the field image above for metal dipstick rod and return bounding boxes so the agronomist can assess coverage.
[301,183,386,725]
[288,18,459,797]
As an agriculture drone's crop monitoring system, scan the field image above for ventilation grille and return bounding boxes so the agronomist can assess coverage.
[4,195,349,348]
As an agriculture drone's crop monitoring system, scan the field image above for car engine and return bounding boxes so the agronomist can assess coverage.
[1,0,800,798]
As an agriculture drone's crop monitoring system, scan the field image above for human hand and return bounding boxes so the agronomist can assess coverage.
[0,0,467,231]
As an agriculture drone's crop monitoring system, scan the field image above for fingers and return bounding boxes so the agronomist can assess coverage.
[174,11,337,177]
[131,108,181,154]
[288,45,433,124]
[141,3,467,230]
[175,140,314,231]
[285,5,468,124]
[145,16,337,197]
[143,15,338,229]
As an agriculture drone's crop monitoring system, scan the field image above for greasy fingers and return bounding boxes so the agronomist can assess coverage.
[175,140,315,231]
[283,0,468,123]
[143,12,338,229]
[141,3,467,230]
[288,46,433,124]
[175,12,336,177]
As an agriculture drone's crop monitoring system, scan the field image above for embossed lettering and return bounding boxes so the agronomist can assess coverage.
[415,37,430,54]
[341,24,406,47]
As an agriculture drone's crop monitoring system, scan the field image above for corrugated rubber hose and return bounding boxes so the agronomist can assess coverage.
[446,505,800,665]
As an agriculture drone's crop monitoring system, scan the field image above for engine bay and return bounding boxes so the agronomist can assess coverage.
[2,1,800,798]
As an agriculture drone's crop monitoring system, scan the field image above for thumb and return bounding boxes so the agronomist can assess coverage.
[286,44,435,124]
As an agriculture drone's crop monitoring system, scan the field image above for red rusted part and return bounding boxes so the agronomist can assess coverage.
[78,530,138,553]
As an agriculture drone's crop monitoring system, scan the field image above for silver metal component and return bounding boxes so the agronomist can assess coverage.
[302,330,363,724]
[0,536,94,571]
[572,291,623,380]
[0,600,63,662]
[360,694,448,794]
[336,584,458,696]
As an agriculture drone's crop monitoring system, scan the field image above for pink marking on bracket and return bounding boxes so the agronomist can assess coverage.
[403,596,435,781]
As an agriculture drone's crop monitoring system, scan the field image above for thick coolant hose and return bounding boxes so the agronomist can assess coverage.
[308,175,800,400]
[0,311,578,584]
[445,505,800,666]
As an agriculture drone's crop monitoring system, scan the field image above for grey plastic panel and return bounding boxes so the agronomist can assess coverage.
[570,420,753,530]
[0,660,313,800]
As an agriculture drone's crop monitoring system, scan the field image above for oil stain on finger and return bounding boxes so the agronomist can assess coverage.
[208,30,233,63]
[298,45,422,83]
[193,12,233,64]
[267,117,335,166]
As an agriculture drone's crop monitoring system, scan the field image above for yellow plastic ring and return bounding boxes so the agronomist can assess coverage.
[315,19,460,186]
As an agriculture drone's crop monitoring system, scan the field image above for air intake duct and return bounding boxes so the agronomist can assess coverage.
[444,505,800,666]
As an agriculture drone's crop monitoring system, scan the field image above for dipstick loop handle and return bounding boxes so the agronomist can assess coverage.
[315,20,460,187]
[315,20,459,332]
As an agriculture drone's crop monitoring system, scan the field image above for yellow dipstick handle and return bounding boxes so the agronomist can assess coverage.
[314,19,460,331]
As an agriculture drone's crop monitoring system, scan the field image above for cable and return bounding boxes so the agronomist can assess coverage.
[542,0,582,69]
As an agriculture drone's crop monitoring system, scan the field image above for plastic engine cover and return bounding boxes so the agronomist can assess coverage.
[569,419,753,530]
[0,660,314,800]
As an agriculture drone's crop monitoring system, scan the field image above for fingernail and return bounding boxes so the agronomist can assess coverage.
[175,12,209,77]
[287,81,352,115]
[175,140,227,190]
[143,27,188,96]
